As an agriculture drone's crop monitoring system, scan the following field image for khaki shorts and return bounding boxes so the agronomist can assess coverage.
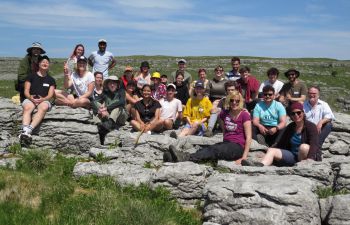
[22,99,52,111]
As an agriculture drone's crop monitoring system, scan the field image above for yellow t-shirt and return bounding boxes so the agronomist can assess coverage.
[183,97,212,126]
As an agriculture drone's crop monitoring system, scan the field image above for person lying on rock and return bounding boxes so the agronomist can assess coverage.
[91,76,128,145]
[252,85,287,147]
[19,55,56,142]
[54,56,94,108]
[170,80,212,138]
[242,102,321,167]
[130,84,163,134]
[164,91,252,165]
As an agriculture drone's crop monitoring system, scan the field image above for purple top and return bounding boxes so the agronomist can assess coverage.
[219,109,251,148]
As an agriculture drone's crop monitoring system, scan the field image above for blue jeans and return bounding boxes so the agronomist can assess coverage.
[319,122,332,147]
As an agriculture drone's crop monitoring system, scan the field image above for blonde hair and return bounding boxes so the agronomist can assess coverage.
[224,90,244,110]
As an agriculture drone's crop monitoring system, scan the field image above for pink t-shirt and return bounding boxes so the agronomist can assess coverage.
[219,109,251,148]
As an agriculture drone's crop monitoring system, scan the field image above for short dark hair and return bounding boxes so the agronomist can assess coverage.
[198,68,206,74]
[308,85,320,92]
[239,66,250,74]
[231,57,240,63]
[262,85,275,94]
[94,71,103,77]
[175,71,184,78]
[224,80,236,91]
[214,65,224,72]
[267,67,279,77]
[141,84,151,91]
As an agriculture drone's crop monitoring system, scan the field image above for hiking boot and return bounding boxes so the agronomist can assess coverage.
[241,159,264,167]
[169,131,178,139]
[163,151,174,162]
[169,145,190,162]
[203,129,213,137]
[97,124,108,145]
[256,134,268,147]
[19,132,32,147]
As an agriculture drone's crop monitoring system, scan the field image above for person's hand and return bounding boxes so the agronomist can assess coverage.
[235,158,244,165]
[31,95,42,105]
[267,127,278,135]
[316,122,322,134]
[258,125,268,135]
[286,93,292,100]
[63,62,69,76]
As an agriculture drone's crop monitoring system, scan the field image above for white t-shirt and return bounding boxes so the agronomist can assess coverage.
[160,98,183,121]
[258,79,284,95]
[88,51,114,78]
[71,71,95,97]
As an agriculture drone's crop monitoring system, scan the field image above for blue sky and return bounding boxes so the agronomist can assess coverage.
[0,0,349,59]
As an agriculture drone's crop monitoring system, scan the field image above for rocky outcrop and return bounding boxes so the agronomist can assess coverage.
[1,97,350,224]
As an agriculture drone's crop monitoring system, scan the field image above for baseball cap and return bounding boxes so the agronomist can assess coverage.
[167,83,176,90]
[98,39,107,44]
[177,58,187,64]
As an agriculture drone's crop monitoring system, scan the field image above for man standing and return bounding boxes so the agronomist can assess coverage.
[258,67,284,99]
[225,56,241,81]
[160,84,183,130]
[303,85,334,147]
[252,85,286,146]
[279,68,307,108]
[16,42,46,102]
[88,39,116,79]
[170,58,192,85]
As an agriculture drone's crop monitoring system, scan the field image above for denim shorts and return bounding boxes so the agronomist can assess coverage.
[184,123,206,136]
[274,149,298,167]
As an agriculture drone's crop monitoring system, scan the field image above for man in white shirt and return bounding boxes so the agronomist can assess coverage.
[159,84,183,130]
[88,39,116,79]
[303,85,335,147]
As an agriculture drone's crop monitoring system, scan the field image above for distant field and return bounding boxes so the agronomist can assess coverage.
[1,55,349,112]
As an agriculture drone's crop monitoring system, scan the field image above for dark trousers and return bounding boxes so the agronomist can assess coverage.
[252,125,285,147]
[320,122,332,147]
[189,141,244,162]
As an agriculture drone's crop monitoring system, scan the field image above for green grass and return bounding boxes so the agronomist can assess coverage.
[0,150,201,225]
[316,187,349,199]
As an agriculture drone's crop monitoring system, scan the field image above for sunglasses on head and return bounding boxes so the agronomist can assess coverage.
[290,111,303,116]
[230,99,240,103]
[263,93,273,97]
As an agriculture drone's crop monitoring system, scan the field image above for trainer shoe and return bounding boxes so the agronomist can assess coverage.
[169,145,190,162]
[241,159,264,167]
[163,151,174,162]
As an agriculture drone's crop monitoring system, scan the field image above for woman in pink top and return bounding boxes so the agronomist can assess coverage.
[165,90,252,165]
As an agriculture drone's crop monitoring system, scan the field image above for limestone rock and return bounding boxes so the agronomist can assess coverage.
[333,112,350,133]
[89,147,120,160]
[327,194,350,225]
[337,163,350,191]
[203,174,320,225]
[151,162,214,205]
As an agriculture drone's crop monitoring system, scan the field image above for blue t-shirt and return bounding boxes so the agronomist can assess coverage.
[253,100,286,126]
[290,132,302,156]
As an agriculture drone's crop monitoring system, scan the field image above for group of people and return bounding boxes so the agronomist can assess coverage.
[16,41,335,167]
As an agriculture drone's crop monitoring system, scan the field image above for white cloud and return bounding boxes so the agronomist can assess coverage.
[112,0,192,10]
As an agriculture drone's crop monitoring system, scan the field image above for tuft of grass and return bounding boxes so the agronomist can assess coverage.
[16,149,53,173]
[316,187,349,199]
[7,143,22,155]
[94,152,110,164]
[0,153,201,225]
[108,138,121,149]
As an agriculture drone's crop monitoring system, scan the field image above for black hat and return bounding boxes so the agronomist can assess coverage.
[140,61,150,68]
[194,80,204,88]
[284,68,300,78]
[77,56,88,63]
[38,55,50,62]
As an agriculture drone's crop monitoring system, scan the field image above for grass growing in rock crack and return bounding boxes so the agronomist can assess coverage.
[0,149,201,225]
[316,187,349,199]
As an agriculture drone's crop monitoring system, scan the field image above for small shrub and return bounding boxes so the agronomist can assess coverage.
[16,149,52,173]
[94,152,109,164]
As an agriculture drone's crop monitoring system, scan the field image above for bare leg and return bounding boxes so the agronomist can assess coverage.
[298,144,310,161]
[22,102,36,126]
[147,119,163,132]
[261,147,283,166]
[30,102,49,129]
[162,119,174,130]
[178,123,199,137]
[71,97,90,109]
[130,120,142,131]
[54,90,72,106]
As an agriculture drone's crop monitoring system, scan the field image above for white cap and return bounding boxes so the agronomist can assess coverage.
[98,39,107,43]
[177,58,187,64]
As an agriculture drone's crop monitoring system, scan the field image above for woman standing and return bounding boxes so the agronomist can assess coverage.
[55,56,94,108]
[19,55,56,142]
[66,44,85,75]
[165,90,252,165]
[130,84,163,134]
[242,102,321,167]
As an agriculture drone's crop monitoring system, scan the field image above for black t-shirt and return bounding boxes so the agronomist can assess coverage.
[134,99,161,122]
[26,73,56,97]
[174,82,190,105]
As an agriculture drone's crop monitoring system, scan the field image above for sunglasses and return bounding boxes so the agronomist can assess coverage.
[263,93,273,97]
[230,99,240,104]
[288,73,296,76]
[290,111,303,116]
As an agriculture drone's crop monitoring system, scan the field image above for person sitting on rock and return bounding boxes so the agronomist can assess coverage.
[242,102,321,167]
[258,67,284,99]
[92,76,128,145]
[130,84,163,134]
[303,85,335,147]
[278,68,307,109]
[151,72,167,101]
[16,42,46,103]
[172,80,212,138]
[125,80,140,117]
[19,55,56,143]
[189,68,210,97]
[134,61,151,96]
[164,90,252,165]
[55,56,95,108]
[92,71,103,101]
[159,84,183,131]
[252,85,287,147]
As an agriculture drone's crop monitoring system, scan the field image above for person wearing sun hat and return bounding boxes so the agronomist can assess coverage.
[151,71,166,100]
[278,68,307,109]
[91,75,128,145]
[16,42,46,102]
[242,101,321,167]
